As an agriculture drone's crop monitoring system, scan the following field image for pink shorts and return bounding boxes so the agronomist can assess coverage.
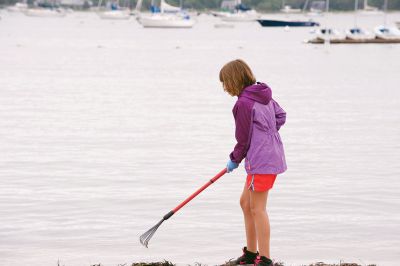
[246,174,277,192]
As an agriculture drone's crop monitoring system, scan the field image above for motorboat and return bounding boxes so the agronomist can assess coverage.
[257,19,319,27]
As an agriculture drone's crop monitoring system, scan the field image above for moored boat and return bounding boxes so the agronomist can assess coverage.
[98,9,130,19]
[374,25,400,40]
[257,19,319,27]
[346,27,375,40]
[24,8,66,17]
[139,13,195,28]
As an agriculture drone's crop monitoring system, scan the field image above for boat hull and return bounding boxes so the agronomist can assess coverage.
[257,19,319,27]
[139,15,195,28]
[98,10,130,20]
[24,8,66,17]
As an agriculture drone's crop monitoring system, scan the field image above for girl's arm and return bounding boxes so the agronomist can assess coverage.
[229,100,253,164]
[273,100,286,130]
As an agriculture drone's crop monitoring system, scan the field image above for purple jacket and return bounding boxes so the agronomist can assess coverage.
[230,82,287,175]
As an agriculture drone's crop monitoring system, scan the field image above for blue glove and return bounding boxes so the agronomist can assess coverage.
[226,160,239,173]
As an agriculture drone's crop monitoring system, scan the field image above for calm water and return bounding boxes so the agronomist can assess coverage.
[0,10,399,266]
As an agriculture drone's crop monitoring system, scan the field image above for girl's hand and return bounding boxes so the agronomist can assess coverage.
[226,160,239,173]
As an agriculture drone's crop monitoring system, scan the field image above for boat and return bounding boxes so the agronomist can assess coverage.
[220,10,260,22]
[98,9,130,19]
[97,0,131,19]
[374,25,400,40]
[346,27,375,40]
[24,7,66,17]
[396,22,400,29]
[308,37,400,44]
[212,0,260,22]
[257,19,319,27]
[315,28,346,42]
[139,14,195,28]
[373,0,400,40]
[345,0,375,40]
[280,4,301,13]
[7,2,28,12]
[136,0,195,28]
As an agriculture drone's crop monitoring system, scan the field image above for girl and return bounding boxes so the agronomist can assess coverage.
[219,59,287,266]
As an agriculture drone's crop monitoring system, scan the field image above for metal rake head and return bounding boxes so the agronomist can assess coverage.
[139,219,164,248]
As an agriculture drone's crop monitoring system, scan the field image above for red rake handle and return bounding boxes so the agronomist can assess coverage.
[163,168,227,221]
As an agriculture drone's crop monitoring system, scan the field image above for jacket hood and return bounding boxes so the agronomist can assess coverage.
[239,82,272,105]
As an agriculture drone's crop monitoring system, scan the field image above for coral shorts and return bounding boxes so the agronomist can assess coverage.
[246,174,277,192]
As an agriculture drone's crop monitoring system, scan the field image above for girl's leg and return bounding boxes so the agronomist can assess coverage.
[240,182,257,253]
[249,190,270,258]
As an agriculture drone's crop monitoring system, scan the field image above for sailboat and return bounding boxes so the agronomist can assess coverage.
[24,1,67,17]
[137,0,195,28]
[219,1,260,22]
[346,0,375,40]
[97,0,130,20]
[374,0,400,40]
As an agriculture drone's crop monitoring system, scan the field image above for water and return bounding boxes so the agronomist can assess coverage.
[0,11,399,266]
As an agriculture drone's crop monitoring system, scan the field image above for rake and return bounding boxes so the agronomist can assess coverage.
[139,168,227,248]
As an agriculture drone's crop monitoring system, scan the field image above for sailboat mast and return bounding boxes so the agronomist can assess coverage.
[354,0,359,26]
[302,0,309,12]
[383,0,388,26]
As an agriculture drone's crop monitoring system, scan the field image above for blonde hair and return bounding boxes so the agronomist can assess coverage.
[219,59,256,96]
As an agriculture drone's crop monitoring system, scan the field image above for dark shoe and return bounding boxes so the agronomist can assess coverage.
[254,256,273,266]
[235,246,258,265]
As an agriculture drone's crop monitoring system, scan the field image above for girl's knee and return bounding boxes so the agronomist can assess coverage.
[250,202,266,217]
[240,196,250,212]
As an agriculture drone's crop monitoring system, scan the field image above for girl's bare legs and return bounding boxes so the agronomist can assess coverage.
[240,183,257,253]
[250,190,270,258]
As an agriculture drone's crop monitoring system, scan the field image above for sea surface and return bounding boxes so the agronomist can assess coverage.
[0,10,399,266]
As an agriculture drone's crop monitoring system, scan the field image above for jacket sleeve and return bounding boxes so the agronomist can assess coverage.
[273,100,286,131]
[229,100,253,164]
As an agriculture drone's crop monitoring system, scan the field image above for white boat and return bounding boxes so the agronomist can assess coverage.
[7,2,28,12]
[345,0,375,40]
[24,8,66,17]
[98,9,130,19]
[374,25,400,40]
[136,0,195,28]
[346,27,375,40]
[97,0,131,20]
[220,10,260,22]
[139,13,195,28]
[280,5,301,13]
[316,28,346,41]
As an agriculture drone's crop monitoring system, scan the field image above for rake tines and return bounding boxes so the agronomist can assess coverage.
[139,169,227,248]
[140,218,164,248]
